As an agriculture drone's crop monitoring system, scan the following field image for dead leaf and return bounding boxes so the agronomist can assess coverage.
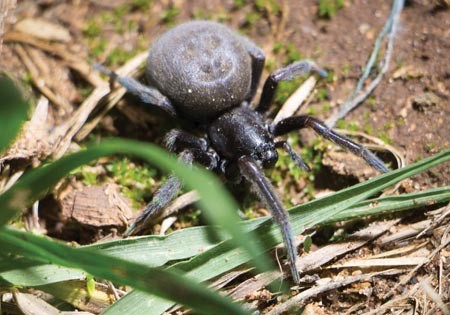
[15,18,71,43]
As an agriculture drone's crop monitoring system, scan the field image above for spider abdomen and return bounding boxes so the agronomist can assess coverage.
[146,21,252,122]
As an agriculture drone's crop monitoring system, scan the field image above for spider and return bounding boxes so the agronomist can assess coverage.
[95,20,389,284]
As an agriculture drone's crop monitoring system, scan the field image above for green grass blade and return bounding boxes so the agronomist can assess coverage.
[0,258,85,286]
[0,76,29,152]
[288,148,450,232]
[325,185,450,223]
[3,185,448,289]
[103,149,450,314]
[0,226,220,287]
[0,138,271,275]
[0,228,249,315]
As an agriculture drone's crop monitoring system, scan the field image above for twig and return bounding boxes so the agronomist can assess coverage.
[417,202,450,238]
[421,279,450,315]
[0,0,16,54]
[326,0,405,127]
[273,76,317,125]
[266,269,405,315]
[4,31,104,87]
[227,220,399,302]
[14,44,72,113]
[52,51,148,159]
[382,230,450,300]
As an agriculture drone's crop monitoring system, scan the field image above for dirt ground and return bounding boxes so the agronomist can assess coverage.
[1,0,449,314]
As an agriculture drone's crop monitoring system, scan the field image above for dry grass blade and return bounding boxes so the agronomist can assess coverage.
[383,227,450,300]
[421,279,450,315]
[379,220,432,244]
[4,31,103,87]
[229,272,281,301]
[53,51,147,158]
[417,203,450,238]
[14,44,72,113]
[369,241,429,259]
[273,76,317,125]
[14,290,95,315]
[74,86,136,141]
[360,294,415,315]
[330,257,429,268]
[0,0,16,53]
[14,18,71,43]
[266,269,405,315]
[298,220,399,272]
[227,220,399,302]
[13,290,61,315]
[333,129,406,170]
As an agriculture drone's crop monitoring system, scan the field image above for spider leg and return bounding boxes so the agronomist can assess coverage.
[93,63,177,117]
[238,155,300,284]
[272,116,390,173]
[126,174,183,236]
[275,140,311,172]
[126,130,219,236]
[162,129,218,170]
[256,60,328,114]
[239,35,266,103]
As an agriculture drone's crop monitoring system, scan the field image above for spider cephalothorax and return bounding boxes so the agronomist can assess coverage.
[95,20,388,284]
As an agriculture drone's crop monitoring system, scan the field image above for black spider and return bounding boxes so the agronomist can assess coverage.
[95,20,388,284]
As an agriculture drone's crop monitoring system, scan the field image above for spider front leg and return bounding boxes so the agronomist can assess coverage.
[125,130,219,236]
[238,155,301,284]
[272,116,390,173]
[94,63,178,117]
[256,60,328,114]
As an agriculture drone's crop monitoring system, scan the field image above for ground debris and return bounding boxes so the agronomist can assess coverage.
[59,183,132,228]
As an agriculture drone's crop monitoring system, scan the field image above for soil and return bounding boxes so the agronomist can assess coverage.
[1,0,449,314]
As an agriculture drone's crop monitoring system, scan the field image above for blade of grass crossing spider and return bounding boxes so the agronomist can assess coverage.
[0,258,86,286]
[102,149,450,315]
[0,228,249,315]
[3,185,448,288]
[0,225,222,287]
[0,139,271,274]
[110,183,450,315]
[0,76,29,152]
[2,185,449,315]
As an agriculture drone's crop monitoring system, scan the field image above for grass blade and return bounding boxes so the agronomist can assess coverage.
[0,76,29,152]
[0,138,271,275]
[104,149,450,314]
[0,228,248,315]
[4,185,447,287]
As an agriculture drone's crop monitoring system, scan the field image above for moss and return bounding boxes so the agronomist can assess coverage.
[364,124,374,134]
[273,78,304,105]
[76,157,159,210]
[132,0,152,12]
[342,63,351,75]
[244,11,262,28]
[316,88,329,102]
[377,131,392,144]
[321,102,331,114]
[318,0,345,18]
[84,19,102,38]
[107,47,134,65]
[160,7,180,25]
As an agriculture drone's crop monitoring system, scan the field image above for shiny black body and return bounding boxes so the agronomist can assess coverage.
[95,21,388,284]
[209,107,277,169]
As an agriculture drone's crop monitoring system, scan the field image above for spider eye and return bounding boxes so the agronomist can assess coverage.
[261,148,278,168]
